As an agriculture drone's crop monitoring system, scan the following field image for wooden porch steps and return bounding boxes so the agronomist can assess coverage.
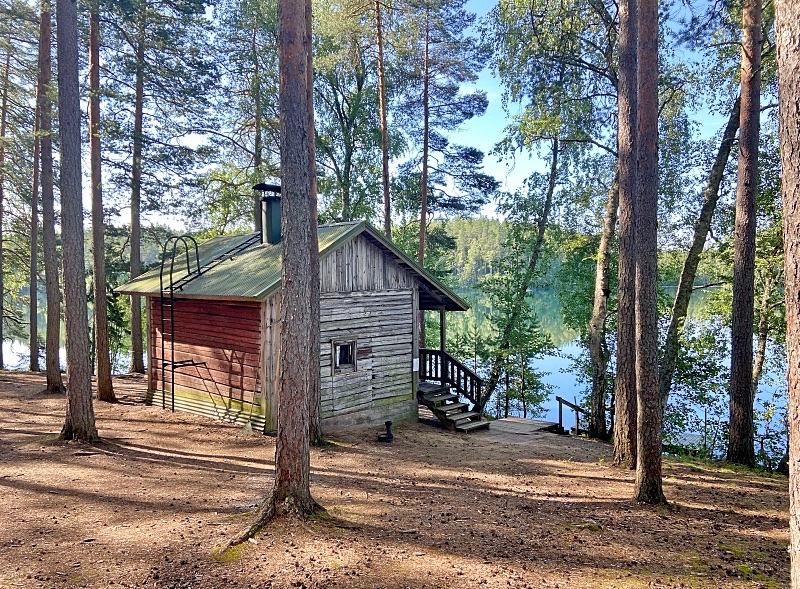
[417,381,489,433]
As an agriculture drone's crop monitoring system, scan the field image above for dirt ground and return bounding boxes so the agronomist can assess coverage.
[0,372,790,589]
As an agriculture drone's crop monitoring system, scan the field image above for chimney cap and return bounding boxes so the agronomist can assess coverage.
[253,182,281,193]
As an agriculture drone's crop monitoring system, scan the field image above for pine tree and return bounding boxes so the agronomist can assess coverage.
[57,0,98,442]
[775,0,800,581]
[728,0,762,468]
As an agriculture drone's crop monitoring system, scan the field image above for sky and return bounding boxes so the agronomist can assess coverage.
[451,0,738,218]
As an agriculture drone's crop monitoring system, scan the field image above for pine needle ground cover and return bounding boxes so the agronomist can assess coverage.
[0,372,788,588]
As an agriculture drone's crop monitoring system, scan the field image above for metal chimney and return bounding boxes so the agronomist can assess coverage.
[253,183,281,245]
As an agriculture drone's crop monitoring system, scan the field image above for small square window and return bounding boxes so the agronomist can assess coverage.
[333,340,356,374]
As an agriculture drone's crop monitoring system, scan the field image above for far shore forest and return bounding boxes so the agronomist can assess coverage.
[0,0,792,481]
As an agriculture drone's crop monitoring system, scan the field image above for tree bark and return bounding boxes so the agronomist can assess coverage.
[224,0,321,550]
[752,269,780,393]
[374,0,391,239]
[30,80,41,372]
[306,0,323,447]
[658,95,741,409]
[417,7,431,350]
[39,1,64,394]
[633,0,665,504]
[588,173,619,440]
[253,25,264,232]
[775,0,800,580]
[269,0,318,515]
[0,48,10,371]
[728,0,761,468]
[613,0,638,469]
[129,12,146,374]
[90,3,115,402]
[418,7,430,269]
[57,0,98,442]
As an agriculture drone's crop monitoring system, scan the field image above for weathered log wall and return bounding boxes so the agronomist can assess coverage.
[320,234,414,292]
[316,234,417,424]
[319,289,414,418]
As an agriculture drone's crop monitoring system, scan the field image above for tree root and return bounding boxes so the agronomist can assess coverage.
[221,491,324,554]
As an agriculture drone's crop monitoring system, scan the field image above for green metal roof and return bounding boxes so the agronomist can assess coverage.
[116,221,468,311]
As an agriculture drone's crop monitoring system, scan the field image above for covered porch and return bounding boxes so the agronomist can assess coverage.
[417,306,488,432]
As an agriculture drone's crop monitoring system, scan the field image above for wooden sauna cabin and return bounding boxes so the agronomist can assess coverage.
[116,220,469,434]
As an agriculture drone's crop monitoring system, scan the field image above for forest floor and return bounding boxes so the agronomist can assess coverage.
[0,371,790,589]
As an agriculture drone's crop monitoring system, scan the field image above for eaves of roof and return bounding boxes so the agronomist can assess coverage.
[116,221,468,312]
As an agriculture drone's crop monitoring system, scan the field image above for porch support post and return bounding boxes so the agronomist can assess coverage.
[439,307,446,352]
[439,307,447,387]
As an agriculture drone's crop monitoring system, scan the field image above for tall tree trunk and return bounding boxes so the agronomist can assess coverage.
[129,12,146,374]
[658,95,741,409]
[89,3,115,402]
[478,138,559,414]
[228,0,320,541]
[775,1,800,581]
[39,1,64,393]
[613,0,638,469]
[306,0,323,447]
[588,173,619,440]
[57,0,98,442]
[374,0,391,239]
[504,371,509,418]
[418,8,430,268]
[30,90,41,372]
[728,0,761,468]
[0,48,10,371]
[633,0,665,504]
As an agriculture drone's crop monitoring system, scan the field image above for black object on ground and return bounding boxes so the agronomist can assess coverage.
[377,421,394,442]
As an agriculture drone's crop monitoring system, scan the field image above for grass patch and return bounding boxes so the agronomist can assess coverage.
[688,554,710,574]
[24,434,63,446]
[668,455,787,479]
[212,542,248,563]
[226,511,254,521]
[718,543,745,558]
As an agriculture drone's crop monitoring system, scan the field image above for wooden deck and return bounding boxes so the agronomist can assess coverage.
[417,409,559,441]
[472,416,560,443]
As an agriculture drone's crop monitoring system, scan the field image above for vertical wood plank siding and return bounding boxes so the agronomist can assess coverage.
[149,298,262,408]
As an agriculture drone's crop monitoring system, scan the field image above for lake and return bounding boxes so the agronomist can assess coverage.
[446,287,788,448]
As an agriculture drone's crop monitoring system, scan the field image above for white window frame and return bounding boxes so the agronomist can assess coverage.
[332,339,357,375]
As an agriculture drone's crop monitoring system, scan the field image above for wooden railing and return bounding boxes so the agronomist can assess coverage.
[555,395,585,435]
[420,348,484,410]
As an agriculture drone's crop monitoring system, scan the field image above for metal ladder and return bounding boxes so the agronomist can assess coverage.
[158,233,261,411]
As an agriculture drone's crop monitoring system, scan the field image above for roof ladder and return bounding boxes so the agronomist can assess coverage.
[169,233,261,292]
[158,233,262,411]
[159,235,204,412]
